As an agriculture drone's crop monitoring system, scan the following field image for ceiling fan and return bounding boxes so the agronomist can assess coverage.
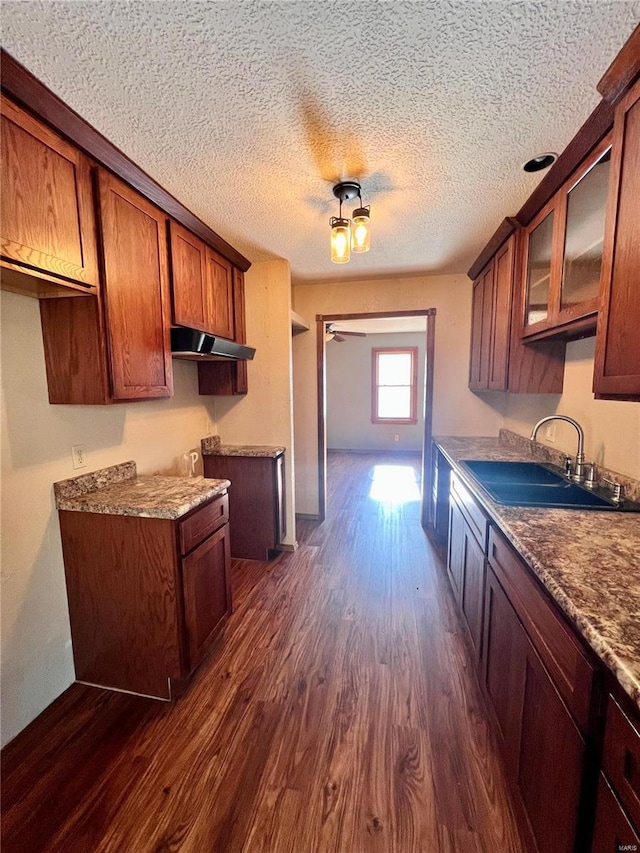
[326,323,367,343]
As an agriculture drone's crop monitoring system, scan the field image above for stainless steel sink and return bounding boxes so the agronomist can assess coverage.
[460,460,639,511]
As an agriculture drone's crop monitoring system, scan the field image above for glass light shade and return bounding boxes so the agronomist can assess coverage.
[330,217,351,264]
[351,206,370,253]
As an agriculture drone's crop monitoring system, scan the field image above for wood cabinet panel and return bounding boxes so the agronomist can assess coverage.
[460,522,486,663]
[602,695,640,831]
[521,136,612,343]
[97,170,173,400]
[451,473,488,547]
[431,446,451,547]
[196,265,248,395]
[179,493,229,555]
[205,247,234,339]
[203,454,285,560]
[1,96,99,294]
[169,220,208,331]
[592,773,640,853]
[469,232,564,394]
[447,497,466,603]
[488,237,513,389]
[483,567,526,775]
[594,78,640,398]
[58,511,182,699]
[518,638,586,853]
[488,527,597,732]
[182,524,231,671]
[58,497,232,698]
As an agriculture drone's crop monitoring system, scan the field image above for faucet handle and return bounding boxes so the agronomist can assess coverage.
[562,455,572,477]
[583,462,597,489]
[601,476,624,503]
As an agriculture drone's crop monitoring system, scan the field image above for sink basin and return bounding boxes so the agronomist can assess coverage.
[460,460,637,511]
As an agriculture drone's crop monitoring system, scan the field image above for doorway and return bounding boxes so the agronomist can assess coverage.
[316,309,436,524]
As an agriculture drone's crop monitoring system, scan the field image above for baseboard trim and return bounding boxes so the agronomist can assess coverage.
[296,513,321,521]
[277,542,298,552]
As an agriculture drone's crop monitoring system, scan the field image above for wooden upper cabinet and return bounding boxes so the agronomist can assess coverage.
[205,247,234,339]
[1,96,99,296]
[468,234,516,392]
[594,78,640,399]
[96,169,173,400]
[169,220,208,331]
[521,134,612,342]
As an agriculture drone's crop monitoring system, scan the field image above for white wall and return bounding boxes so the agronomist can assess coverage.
[327,332,426,452]
[1,290,219,746]
[212,260,297,545]
[292,274,507,515]
[504,336,640,479]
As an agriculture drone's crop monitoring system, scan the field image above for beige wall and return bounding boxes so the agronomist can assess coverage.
[292,274,507,515]
[1,290,218,746]
[504,336,640,480]
[213,260,297,545]
[327,332,426,452]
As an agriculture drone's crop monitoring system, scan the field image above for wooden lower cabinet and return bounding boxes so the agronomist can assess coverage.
[484,565,586,853]
[203,452,285,560]
[58,493,231,698]
[448,494,485,662]
[592,773,640,853]
[446,477,604,852]
[430,446,451,546]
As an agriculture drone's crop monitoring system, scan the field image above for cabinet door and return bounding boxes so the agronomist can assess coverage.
[232,268,247,344]
[182,524,231,671]
[447,498,466,604]
[275,454,286,545]
[469,264,494,390]
[594,78,640,398]
[518,637,586,853]
[1,96,99,292]
[460,521,486,663]
[483,568,526,777]
[205,247,234,339]
[469,273,486,389]
[557,140,611,325]
[488,237,513,390]
[522,201,558,334]
[169,220,208,331]
[97,170,173,400]
[592,773,640,853]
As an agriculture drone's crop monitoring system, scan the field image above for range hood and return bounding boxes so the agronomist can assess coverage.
[170,328,256,361]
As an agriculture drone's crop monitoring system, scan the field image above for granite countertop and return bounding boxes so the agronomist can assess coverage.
[201,435,285,458]
[434,431,640,709]
[54,461,230,520]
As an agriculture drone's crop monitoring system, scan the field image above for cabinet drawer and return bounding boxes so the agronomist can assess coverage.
[179,493,229,555]
[603,696,640,832]
[592,772,640,853]
[488,526,596,732]
[451,472,488,548]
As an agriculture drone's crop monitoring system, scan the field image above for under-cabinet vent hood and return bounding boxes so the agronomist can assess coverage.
[170,328,256,361]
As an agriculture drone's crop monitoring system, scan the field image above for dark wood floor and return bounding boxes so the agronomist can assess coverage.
[2,451,526,852]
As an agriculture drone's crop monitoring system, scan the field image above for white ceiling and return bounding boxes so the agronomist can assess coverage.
[2,2,638,282]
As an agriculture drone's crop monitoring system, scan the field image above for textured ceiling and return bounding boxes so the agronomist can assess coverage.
[328,317,427,335]
[2,1,639,282]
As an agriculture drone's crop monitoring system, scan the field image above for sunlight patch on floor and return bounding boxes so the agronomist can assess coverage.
[368,465,421,505]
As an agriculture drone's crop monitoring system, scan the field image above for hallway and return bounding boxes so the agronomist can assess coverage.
[2,451,525,852]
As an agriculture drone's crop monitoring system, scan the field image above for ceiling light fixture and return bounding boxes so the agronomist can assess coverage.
[330,180,371,264]
[523,152,558,173]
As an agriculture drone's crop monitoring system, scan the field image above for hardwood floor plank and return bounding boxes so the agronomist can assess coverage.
[1,450,526,852]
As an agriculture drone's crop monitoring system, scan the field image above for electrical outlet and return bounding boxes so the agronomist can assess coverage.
[393,434,399,442]
[71,444,87,469]
[545,424,557,443]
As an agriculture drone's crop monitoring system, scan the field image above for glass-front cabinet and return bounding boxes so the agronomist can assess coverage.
[522,135,612,340]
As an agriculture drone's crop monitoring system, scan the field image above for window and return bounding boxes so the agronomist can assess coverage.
[371,347,418,424]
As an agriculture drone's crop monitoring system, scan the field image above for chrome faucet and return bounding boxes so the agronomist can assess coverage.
[529,416,586,483]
